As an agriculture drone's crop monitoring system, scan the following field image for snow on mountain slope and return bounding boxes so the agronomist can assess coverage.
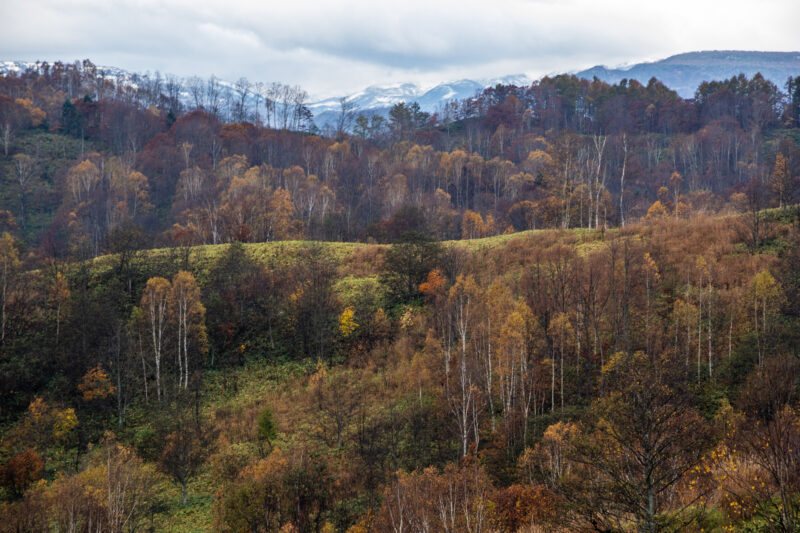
[575,51,800,98]
[1,60,139,86]
[5,51,797,130]
[0,60,502,129]
[306,76,536,129]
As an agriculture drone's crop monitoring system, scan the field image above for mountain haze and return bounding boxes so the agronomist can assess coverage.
[577,50,800,97]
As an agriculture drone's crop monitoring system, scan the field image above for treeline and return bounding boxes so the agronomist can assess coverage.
[0,60,314,131]
[0,61,799,260]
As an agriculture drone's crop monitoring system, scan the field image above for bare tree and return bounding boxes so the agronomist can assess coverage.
[165,74,183,114]
[590,135,607,229]
[618,133,628,227]
[564,352,714,532]
[232,77,251,123]
[265,82,281,128]
[291,86,308,130]
[12,153,36,228]
[336,96,357,137]
[186,76,204,111]
[205,75,222,118]
[252,81,264,124]
[159,398,214,505]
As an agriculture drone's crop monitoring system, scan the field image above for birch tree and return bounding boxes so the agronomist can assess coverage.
[0,232,19,343]
[141,277,171,402]
[447,274,482,457]
[171,271,206,390]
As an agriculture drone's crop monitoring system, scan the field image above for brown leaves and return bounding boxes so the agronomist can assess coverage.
[268,188,298,241]
[716,406,800,530]
[0,449,44,496]
[418,268,446,300]
[489,484,558,532]
[376,462,493,533]
[78,365,116,401]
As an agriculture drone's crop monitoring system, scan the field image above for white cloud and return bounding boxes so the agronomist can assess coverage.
[1,0,798,98]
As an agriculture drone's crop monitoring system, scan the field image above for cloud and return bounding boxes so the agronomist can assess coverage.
[1,0,798,97]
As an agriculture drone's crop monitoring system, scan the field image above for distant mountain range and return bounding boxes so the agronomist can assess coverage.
[3,51,799,130]
[575,51,800,98]
[310,51,800,127]
[306,74,531,129]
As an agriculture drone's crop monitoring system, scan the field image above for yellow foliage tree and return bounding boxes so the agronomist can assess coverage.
[461,210,485,239]
[750,269,783,367]
[66,159,101,204]
[646,200,668,219]
[268,188,297,241]
[770,153,791,210]
[338,307,358,338]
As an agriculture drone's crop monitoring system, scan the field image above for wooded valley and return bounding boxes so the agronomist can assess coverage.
[0,60,800,532]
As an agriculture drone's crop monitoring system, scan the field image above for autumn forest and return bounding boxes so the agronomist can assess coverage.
[1,60,800,532]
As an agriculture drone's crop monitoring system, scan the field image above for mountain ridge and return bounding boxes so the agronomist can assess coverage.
[575,50,800,97]
[3,51,798,129]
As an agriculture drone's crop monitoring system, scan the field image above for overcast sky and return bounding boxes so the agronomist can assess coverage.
[1,0,798,99]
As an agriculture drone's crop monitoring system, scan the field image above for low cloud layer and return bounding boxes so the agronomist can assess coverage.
[2,0,798,98]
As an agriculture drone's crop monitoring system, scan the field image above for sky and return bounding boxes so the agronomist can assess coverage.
[1,0,799,100]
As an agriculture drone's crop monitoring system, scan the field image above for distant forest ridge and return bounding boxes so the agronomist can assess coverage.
[0,53,799,262]
[2,50,799,129]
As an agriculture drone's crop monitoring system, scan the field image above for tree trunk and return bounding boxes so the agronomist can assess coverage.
[1,263,6,343]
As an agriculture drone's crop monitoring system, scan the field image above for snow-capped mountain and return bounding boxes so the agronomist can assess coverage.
[1,60,28,74]
[307,80,479,128]
[1,60,525,130]
[5,51,798,130]
[308,75,533,113]
[1,60,141,87]
[575,51,800,98]
[307,83,421,115]
[307,75,534,129]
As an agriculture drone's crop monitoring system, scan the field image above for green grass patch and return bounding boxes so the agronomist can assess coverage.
[151,469,216,532]
[203,357,314,411]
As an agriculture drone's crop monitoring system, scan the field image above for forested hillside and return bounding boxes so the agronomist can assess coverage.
[2,212,800,531]
[1,60,799,258]
[1,60,800,532]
